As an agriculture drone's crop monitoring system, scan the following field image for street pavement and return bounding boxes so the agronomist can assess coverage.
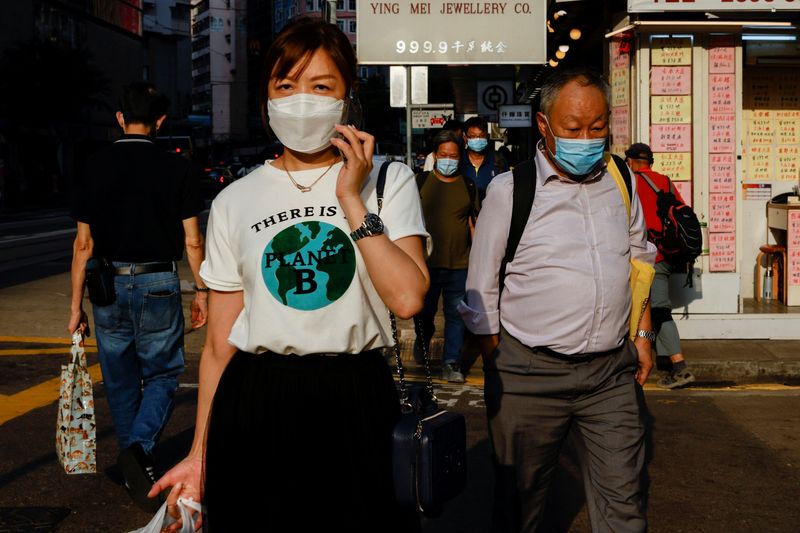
[1,263,800,531]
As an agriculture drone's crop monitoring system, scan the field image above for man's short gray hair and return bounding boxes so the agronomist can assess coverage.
[539,68,611,118]
[432,129,464,154]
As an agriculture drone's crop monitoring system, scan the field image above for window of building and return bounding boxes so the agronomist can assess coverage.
[336,20,345,32]
[337,1,344,9]
[348,20,356,33]
[349,0,356,10]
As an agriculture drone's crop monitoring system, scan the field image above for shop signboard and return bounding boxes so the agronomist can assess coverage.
[499,105,533,128]
[411,108,455,128]
[357,0,547,64]
[630,0,800,12]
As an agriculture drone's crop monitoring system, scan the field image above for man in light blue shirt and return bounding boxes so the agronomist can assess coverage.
[459,68,656,533]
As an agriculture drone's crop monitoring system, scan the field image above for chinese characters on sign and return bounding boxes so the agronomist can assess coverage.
[744,70,800,181]
[709,233,736,272]
[789,211,800,286]
[357,1,547,64]
[609,38,631,155]
[653,152,691,181]
[651,67,691,96]
[709,154,736,194]
[708,37,737,272]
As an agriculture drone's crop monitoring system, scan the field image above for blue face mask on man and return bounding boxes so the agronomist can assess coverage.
[543,117,606,177]
[435,157,459,176]
[466,137,488,152]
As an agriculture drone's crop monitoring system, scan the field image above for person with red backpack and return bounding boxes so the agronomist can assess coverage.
[625,143,696,389]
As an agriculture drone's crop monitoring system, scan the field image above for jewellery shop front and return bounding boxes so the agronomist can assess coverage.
[606,0,800,339]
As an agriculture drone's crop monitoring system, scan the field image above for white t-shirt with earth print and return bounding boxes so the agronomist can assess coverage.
[200,160,430,355]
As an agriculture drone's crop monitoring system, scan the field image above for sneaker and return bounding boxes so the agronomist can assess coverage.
[657,369,696,389]
[442,363,466,383]
[117,443,163,513]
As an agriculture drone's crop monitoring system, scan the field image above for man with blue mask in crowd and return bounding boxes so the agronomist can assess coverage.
[459,67,656,533]
[461,116,500,200]
[415,129,480,382]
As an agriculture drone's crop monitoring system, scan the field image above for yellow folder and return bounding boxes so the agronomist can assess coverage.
[605,154,655,340]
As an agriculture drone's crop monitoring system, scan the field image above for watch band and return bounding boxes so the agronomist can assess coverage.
[636,329,656,342]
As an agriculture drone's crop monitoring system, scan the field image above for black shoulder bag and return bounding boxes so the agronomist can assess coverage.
[375,162,468,517]
[85,257,116,306]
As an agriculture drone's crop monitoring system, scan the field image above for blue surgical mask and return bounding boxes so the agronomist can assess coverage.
[544,118,606,177]
[436,158,459,176]
[466,138,488,152]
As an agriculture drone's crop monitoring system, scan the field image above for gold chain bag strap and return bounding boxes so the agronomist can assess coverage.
[375,161,467,516]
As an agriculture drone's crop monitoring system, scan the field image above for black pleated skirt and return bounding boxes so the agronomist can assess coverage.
[204,349,419,532]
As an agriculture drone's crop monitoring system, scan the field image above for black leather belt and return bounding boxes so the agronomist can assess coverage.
[534,342,625,363]
[114,262,176,276]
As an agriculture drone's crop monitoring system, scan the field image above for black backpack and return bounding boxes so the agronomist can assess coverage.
[502,154,631,290]
[637,171,702,284]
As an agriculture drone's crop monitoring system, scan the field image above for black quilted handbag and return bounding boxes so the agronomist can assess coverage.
[377,161,468,516]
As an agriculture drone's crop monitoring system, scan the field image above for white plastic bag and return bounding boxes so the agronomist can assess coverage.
[128,496,203,533]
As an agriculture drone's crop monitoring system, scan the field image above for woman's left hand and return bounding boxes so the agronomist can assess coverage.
[330,124,375,201]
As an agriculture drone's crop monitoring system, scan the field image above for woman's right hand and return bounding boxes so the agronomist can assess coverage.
[149,455,204,532]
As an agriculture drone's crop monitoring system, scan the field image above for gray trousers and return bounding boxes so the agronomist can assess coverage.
[651,261,681,357]
[485,330,648,533]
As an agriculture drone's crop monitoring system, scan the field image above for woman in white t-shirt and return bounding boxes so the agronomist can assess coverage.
[151,18,430,532]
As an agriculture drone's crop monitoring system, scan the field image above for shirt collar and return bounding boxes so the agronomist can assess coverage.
[535,139,606,186]
[115,134,154,144]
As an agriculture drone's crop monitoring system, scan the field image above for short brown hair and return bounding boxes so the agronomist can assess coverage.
[259,17,357,131]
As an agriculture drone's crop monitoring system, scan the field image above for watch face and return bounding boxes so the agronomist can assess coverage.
[364,213,384,234]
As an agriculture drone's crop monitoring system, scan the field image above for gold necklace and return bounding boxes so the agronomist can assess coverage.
[283,160,338,193]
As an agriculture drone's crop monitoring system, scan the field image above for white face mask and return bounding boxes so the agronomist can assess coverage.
[267,94,344,154]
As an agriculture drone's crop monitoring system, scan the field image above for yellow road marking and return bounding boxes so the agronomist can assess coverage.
[0,364,103,425]
[0,347,98,356]
[0,335,97,346]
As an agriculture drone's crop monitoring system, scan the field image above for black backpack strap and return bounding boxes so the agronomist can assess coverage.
[376,161,392,213]
[634,168,662,195]
[610,154,632,201]
[463,175,478,221]
[501,159,537,290]
[415,170,429,191]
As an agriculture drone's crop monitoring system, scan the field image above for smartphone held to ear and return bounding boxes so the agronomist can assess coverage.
[338,89,363,134]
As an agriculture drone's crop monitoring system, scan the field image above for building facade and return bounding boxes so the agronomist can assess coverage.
[606,0,800,338]
[143,0,193,120]
[0,0,146,209]
[191,0,248,143]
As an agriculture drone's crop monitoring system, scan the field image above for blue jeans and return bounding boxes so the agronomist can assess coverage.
[92,264,184,455]
[418,268,468,365]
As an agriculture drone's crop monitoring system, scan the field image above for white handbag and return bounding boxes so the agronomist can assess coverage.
[128,497,204,533]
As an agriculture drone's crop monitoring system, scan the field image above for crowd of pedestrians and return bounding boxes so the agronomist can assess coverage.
[65,16,699,533]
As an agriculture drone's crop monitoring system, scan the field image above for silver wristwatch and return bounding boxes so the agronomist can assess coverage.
[636,329,656,342]
[350,213,384,241]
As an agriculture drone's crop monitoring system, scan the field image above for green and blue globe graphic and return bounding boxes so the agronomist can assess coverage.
[262,221,356,310]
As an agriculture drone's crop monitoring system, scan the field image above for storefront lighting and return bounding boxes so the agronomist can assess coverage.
[548,58,559,67]
[742,34,797,41]
[555,50,566,59]
[553,10,566,20]
[558,45,570,53]
[569,28,581,40]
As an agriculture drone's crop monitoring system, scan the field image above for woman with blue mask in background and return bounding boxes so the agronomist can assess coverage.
[149,17,429,532]
[461,115,501,200]
[415,129,480,383]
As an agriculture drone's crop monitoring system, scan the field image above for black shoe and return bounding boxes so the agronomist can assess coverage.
[117,443,163,513]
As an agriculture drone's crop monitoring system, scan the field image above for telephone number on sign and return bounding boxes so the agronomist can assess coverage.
[395,40,508,54]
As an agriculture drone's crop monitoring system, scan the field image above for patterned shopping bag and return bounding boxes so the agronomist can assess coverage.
[55,330,97,474]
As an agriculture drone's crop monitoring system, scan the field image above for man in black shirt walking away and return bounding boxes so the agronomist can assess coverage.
[67,82,208,512]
